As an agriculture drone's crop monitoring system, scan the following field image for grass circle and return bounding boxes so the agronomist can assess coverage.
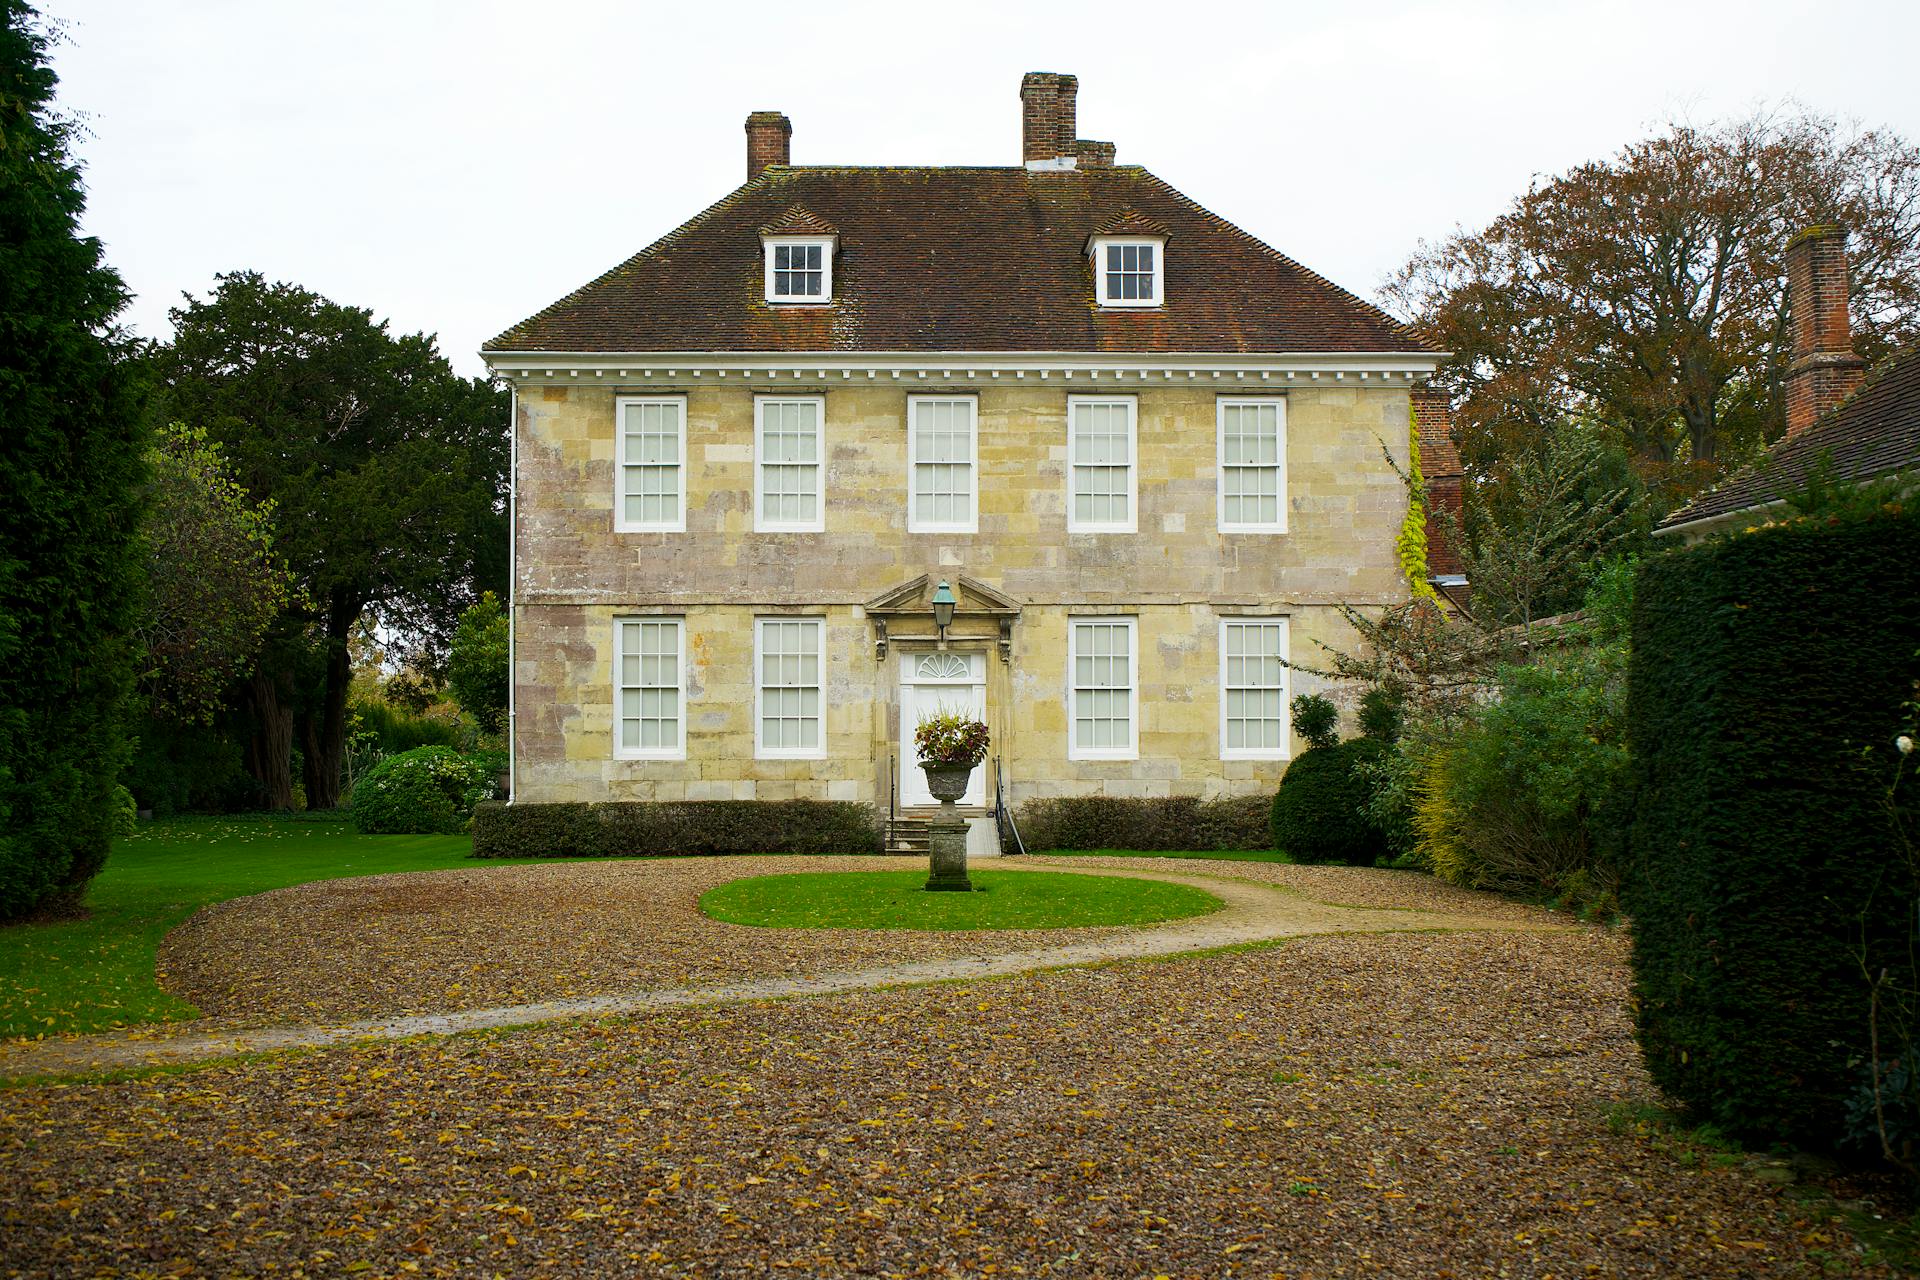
[699,869,1223,931]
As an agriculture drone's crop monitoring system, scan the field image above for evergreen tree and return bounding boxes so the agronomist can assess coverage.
[0,3,148,919]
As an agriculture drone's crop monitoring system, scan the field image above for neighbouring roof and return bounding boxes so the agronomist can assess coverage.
[487,166,1430,355]
[1660,346,1920,530]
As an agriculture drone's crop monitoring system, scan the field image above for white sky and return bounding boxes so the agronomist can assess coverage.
[45,0,1920,378]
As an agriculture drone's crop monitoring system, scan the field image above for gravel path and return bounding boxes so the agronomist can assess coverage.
[0,860,1542,1078]
[0,929,1897,1278]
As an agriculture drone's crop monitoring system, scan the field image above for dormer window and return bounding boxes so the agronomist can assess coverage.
[765,237,832,302]
[1088,215,1168,308]
[760,206,839,305]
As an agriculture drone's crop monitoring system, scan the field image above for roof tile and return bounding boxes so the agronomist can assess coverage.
[487,166,1429,355]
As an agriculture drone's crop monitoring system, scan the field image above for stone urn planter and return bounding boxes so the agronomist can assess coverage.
[913,711,990,893]
[920,760,976,892]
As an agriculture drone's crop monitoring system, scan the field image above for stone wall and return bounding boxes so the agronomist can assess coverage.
[512,380,1412,805]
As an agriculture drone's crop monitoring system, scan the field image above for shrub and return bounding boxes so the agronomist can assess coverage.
[121,713,262,815]
[1416,647,1630,897]
[1012,794,1271,853]
[1357,685,1406,743]
[1623,505,1920,1148]
[350,697,463,755]
[471,799,882,858]
[349,746,497,835]
[1291,694,1339,749]
[1270,738,1391,864]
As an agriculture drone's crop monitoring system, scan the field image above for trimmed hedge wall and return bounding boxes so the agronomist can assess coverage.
[471,799,882,858]
[1624,508,1920,1146]
[1011,795,1271,853]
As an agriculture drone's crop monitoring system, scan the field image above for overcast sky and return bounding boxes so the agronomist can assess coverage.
[44,0,1920,378]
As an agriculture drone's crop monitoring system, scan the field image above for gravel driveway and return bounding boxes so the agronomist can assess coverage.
[1,926,1898,1278]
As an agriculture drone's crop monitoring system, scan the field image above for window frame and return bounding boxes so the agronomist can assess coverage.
[1218,616,1291,761]
[753,615,828,761]
[1066,615,1140,762]
[753,395,827,533]
[762,235,835,305]
[1215,396,1289,534]
[906,394,979,534]
[1065,395,1138,534]
[1090,236,1165,308]
[612,395,688,533]
[613,615,687,761]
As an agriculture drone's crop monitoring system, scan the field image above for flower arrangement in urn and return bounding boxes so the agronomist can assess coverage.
[914,710,990,803]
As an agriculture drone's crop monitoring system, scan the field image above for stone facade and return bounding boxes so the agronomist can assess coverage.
[511,378,1414,809]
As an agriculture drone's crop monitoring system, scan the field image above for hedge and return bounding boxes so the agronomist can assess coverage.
[1011,795,1271,853]
[1623,507,1920,1146]
[471,799,883,858]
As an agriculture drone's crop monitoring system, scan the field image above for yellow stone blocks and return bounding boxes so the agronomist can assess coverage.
[512,380,1411,807]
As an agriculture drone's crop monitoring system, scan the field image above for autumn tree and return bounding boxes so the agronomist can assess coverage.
[153,273,508,810]
[135,424,293,724]
[0,3,148,919]
[1385,112,1920,497]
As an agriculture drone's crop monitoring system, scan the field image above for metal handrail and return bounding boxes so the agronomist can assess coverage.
[993,755,1026,856]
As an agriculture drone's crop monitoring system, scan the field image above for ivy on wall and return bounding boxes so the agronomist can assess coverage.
[1398,403,1441,602]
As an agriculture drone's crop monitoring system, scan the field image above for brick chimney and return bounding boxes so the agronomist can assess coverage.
[1021,72,1076,169]
[745,111,791,182]
[1411,387,1466,579]
[1783,224,1867,436]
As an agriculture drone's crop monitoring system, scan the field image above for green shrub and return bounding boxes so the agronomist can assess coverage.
[1357,685,1406,743]
[349,746,497,835]
[1291,694,1339,749]
[471,799,883,858]
[121,713,262,815]
[108,785,137,838]
[1012,795,1271,853]
[1419,648,1629,897]
[1623,506,1920,1147]
[1269,738,1390,864]
[350,697,463,755]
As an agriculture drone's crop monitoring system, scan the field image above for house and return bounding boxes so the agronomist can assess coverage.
[1658,225,1919,541]
[483,72,1449,851]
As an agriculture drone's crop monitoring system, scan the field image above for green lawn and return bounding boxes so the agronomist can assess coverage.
[700,869,1223,931]
[1035,847,1295,863]
[0,815,555,1040]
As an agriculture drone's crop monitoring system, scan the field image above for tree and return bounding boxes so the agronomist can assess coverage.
[136,423,293,724]
[448,592,509,735]
[154,274,508,810]
[1385,112,1920,497]
[0,3,148,919]
[1446,420,1646,636]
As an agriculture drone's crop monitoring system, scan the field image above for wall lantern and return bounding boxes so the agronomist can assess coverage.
[931,579,957,648]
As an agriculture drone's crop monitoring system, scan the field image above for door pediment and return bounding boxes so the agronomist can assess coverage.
[865,575,1020,660]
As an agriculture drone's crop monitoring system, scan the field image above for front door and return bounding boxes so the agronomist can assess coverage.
[900,650,988,807]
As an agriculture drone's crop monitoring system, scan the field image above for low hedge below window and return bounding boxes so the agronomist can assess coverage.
[1011,795,1271,853]
[471,799,883,859]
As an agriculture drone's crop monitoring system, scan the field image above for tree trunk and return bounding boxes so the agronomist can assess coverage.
[243,667,296,810]
[300,590,360,810]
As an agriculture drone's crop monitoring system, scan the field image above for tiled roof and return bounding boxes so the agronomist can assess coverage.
[1660,346,1920,528]
[487,166,1430,355]
[759,205,836,237]
[1091,208,1172,238]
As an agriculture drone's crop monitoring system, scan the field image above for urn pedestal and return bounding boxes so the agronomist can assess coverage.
[921,763,975,892]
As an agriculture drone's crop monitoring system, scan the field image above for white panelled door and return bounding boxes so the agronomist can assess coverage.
[900,651,988,807]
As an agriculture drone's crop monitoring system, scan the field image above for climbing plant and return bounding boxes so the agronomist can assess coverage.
[1397,403,1440,603]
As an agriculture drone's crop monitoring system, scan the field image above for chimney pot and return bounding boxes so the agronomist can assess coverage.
[745,111,791,182]
[1783,224,1867,436]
